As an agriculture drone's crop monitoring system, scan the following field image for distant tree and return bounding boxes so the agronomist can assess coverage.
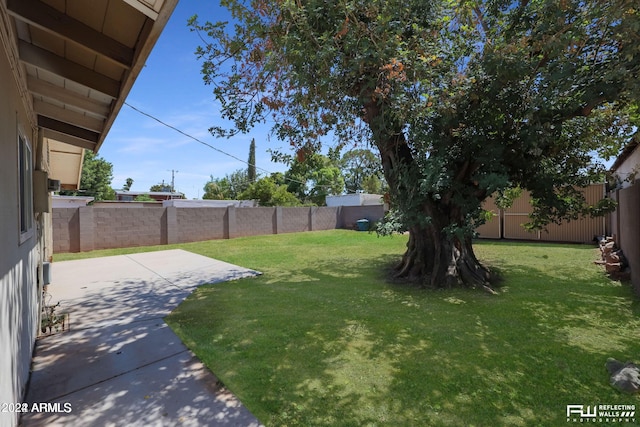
[150,183,172,192]
[248,138,257,183]
[270,172,286,186]
[239,176,300,206]
[123,177,134,191]
[134,194,154,201]
[224,169,250,199]
[281,152,345,205]
[361,175,385,195]
[340,149,385,193]
[60,150,115,200]
[203,175,228,199]
[202,169,251,200]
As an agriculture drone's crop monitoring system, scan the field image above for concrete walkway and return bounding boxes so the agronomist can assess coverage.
[21,249,263,427]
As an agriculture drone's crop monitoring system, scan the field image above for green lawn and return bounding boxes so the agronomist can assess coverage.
[57,231,640,426]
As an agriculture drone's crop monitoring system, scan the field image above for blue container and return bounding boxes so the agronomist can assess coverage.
[356,219,370,231]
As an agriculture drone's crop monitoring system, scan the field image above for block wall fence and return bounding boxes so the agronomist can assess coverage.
[52,205,386,253]
[52,184,610,254]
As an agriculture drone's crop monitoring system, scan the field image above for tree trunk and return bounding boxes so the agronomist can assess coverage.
[364,102,492,289]
[396,222,492,289]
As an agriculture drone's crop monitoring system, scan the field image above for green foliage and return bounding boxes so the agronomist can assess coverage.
[60,150,115,201]
[375,209,408,236]
[340,149,386,194]
[203,169,250,200]
[150,183,172,192]
[123,177,134,191]
[238,176,300,206]
[203,175,228,200]
[133,194,154,202]
[279,152,345,205]
[495,186,523,210]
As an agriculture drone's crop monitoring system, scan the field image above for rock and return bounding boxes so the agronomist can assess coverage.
[606,358,640,394]
[606,358,626,375]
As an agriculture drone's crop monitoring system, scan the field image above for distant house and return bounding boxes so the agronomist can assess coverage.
[0,1,176,426]
[326,193,386,207]
[609,135,640,294]
[115,190,184,201]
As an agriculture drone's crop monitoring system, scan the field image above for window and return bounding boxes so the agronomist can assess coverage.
[18,131,33,243]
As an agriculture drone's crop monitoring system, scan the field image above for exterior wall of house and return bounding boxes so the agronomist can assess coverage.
[614,183,640,293]
[610,145,640,294]
[0,40,41,427]
[613,147,640,189]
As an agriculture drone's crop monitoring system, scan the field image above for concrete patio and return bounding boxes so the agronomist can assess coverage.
[20,249,263,427]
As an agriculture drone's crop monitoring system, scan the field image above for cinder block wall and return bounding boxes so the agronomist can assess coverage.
[313,206,341,230]
[93,207,165,249]
[176,207,227,243]
[52,208,79,253]
[281,207,311,233]
[235,207,276,237]
[52,205,387,253]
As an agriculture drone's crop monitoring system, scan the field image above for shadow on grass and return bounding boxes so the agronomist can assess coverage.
[169,242,640,427]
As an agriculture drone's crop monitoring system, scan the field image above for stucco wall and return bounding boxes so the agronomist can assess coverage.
[0,36,40,427]
[614,146,640,189]
[614,183,640,293]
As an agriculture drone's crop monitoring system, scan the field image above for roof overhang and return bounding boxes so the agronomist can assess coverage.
[2,0,177,189]
[610,132,640,172]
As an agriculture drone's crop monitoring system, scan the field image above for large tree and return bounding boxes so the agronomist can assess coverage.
[191,0,639,289]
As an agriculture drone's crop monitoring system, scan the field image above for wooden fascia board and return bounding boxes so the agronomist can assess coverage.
[121,0,159,20]
[34,100,104,133]
[18,40,120,98]
[94,0,178,152]
[38,115,99,150]
[28,76,111,118]
[7,0,134,69]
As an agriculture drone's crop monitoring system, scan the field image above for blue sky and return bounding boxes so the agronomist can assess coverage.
[102,0,287,199]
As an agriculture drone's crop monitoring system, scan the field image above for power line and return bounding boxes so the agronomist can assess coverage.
[123,101,369,193]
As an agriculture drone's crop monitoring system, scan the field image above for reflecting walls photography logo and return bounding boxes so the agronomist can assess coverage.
[567,404,636,423]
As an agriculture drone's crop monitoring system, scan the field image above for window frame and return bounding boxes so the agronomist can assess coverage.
[18,126,34,244]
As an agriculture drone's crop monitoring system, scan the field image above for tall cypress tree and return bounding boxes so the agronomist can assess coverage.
[248,138,256,183]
